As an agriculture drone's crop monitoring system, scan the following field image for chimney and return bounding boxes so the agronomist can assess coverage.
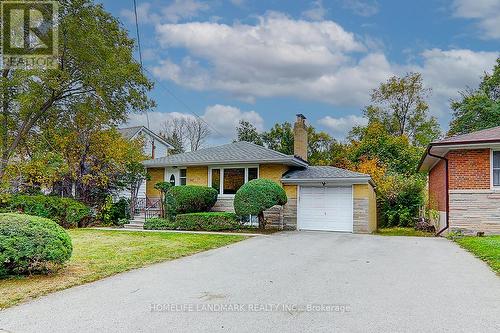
[293,114,308,161]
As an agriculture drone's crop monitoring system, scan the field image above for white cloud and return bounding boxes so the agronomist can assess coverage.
[125,105,263,141]
[318,115,368,138]
[452,0,500,39]
[342,0,379,17]
[153,12,389,106]
[120,0,209,25]
[302,0,327,21]
[202,104,264,138]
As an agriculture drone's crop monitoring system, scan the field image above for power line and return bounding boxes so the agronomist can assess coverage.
[132,0,150,129]
[142,67,228,139]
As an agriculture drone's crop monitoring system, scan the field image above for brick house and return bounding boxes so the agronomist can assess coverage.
[418,126,500,235]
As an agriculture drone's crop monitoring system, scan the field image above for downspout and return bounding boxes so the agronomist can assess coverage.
[427,150,449,236]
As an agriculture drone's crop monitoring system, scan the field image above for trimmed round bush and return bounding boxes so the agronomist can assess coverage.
[144,218,176,230]
[234,179,287,228]
[0,213,73,277]
[169,186,218,214]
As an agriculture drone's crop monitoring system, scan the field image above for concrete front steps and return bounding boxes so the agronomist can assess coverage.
[124,215,145,230]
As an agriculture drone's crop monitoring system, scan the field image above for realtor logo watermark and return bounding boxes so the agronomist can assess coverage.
[1,1,59,69]
[150,303,352,313]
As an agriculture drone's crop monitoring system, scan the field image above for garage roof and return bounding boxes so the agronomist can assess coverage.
[282,166,373,185]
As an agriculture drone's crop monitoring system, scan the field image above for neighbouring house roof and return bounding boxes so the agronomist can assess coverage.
[118,126,173,148]
[143,141,309,168]
[418,125,500,172]
[282,166,373,185]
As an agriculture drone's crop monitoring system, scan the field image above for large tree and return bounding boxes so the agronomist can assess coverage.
[448,57,500,136]
[0,0,153,180]
[356,73,441,147]
[159,116,210,152]
[235,120,263,145]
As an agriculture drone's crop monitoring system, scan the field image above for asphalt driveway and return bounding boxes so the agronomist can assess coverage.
[1,232,499,332]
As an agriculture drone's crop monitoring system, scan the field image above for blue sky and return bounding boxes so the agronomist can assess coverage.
[99,0,499,144]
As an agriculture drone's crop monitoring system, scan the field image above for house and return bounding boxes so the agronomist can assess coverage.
[118,126,173,199]
[143,115,377,233]
[418,125,500,235]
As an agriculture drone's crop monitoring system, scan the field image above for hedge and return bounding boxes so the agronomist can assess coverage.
[145,212,241,231]
[0,213,73,277]
[2,195,92,228]
[169,186,218,214]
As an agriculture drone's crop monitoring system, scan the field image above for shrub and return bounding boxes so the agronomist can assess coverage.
[234,179,287,229]
[99,196,130,226]
[169,186,218,214]
[155,182,175,219]
[144,218,176,230]
[3,195,92,228]
[175,212,241,231]
[144,213,241,231]
[0,213,73,277]
[377,174,426,228]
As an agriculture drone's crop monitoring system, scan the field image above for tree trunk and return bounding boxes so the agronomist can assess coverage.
[258,211,265,230]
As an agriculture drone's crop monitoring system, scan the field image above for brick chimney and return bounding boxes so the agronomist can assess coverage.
[293,114,308,161]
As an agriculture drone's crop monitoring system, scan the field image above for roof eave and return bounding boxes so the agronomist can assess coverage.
[143,157,308,168]
[281,177,373,185]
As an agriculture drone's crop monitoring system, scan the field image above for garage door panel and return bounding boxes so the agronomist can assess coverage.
[298,186,353,232]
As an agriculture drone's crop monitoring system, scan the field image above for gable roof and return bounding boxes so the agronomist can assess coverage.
[118,126,172,148]
[418,125,500,172]
[143,141,308,167]
[282,166,373,185]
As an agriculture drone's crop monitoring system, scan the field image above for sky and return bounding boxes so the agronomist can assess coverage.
[98,0,500,144]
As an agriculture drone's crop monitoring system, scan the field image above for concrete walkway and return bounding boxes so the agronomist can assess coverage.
[1,232,499,332]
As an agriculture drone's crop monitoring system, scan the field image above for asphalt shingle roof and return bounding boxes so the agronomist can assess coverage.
[432,125,500,145]
[282,166,369,180]
[143,141,308,167]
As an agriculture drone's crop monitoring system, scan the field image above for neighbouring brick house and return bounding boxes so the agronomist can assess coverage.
[418,126,500,235]
[143,115,377,233]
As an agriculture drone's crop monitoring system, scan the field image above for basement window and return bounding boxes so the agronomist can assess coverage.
[494,151,500,187]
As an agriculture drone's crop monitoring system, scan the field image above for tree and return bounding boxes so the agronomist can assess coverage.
[160,117,185,154]
[0,0,153,180]
[449,57,500,136]
[359,73,441,147]
[185,117,210,151]
[261,122,294,155]
[159,116,210,152]
[235,120,263,145]
[234,179,287,230]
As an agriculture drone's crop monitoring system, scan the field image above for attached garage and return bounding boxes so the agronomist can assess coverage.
[282,166,377,233]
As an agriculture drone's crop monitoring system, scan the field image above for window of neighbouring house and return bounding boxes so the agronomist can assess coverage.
[211,169,221,193]
[180,169,187,185]
[169,174,175,186]
[223,168,245,194]
[494,151,500,186]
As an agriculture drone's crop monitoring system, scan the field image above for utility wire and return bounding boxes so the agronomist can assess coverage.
[132,0,150,129]
[131,1,227,140]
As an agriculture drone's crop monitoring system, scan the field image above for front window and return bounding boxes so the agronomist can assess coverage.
[209,166,259,195]
[180,169,187,185]
[223,168,245,194]
[494,151,500,187]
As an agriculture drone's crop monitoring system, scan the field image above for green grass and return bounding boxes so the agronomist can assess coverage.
[376,227,435,237]
[454,235,500,275]
[0,229,246,309]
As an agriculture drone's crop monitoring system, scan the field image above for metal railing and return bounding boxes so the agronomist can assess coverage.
[144,197,162,220]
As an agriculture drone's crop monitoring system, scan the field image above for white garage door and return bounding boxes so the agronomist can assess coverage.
[298,186,353,232]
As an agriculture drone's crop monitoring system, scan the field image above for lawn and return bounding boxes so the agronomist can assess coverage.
[376,227,435,237]
[0,229,246,309]
[454,235,500,275]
